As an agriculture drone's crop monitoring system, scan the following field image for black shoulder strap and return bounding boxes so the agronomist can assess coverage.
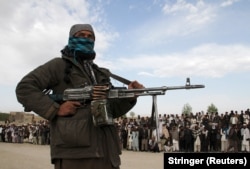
[110,73,131,85]
[62,57,131,85]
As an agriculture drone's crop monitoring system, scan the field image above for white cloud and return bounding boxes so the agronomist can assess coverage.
[112,43,250,78]
[220,0,240,7]
[162,0,216,26]
[133,0,217,47]
[0,0,116,85]
[162,0,199,14]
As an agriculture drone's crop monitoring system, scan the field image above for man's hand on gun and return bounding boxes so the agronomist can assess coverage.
[57,101,81,117]
[128,80,145,89]
[92,85,109,100]
[128,81,145,100]
[91,81,144,101]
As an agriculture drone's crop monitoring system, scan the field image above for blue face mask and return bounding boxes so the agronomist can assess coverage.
[68,37,96,60]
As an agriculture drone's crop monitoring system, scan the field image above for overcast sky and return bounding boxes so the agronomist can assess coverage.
[1,0,250,116]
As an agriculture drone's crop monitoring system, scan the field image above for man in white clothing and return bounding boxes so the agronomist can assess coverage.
[220,125,229,152]
[241,124,250,152]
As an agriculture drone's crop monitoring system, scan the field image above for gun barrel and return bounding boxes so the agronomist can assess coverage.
[116,84,204,92]
[166,84,205,90]
[108,84,205,98]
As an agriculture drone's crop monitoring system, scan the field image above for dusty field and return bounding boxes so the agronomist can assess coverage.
[0,142,163,169]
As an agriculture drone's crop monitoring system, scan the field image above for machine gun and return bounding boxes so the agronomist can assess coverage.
[58,78,204,100]
[49,77,205,140]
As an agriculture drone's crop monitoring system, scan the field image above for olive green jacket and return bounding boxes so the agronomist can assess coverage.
[16,55,136,167]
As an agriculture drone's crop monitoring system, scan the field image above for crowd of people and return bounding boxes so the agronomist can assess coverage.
[116,109,250,153]
[0,108,250,154]
[0,120,50,145]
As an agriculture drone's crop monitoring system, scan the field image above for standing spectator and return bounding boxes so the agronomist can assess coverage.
[160,124,170,151]
[28,126,33,143]
[136,115,141,126]
[158,114,163,122]
[237,124,242,151]
[175,115,182,127]
[169,125,179,152]
[239,111,244,125]
[121,125,128,150]
[169,119,177,129]
[0,125,3,142]
[23,125,29,142]
[137,125,143,151]
[41,124,47,145]
[183,125,193,152]
[17,125,24,143]
[32,126,38,144]
[190,114,197,129]
[216,126,222,152]
[220,124,229,152]
[200,127,209,152]
[139,124,149,151]
[139,117,146,127]
[212,112,220,126]
[13,125,19,143]
[1,125,6,142]
[9,125,15,143]
[243,111,250,125]
[132,126,139,151]
[241,123,250,152]
[196,112,203,126]
[230,113,238,125]
[6,126,11,142]
[201,115,209,129]
[183,117,191,128]
[37,124,43,145]
[209,123,218,152]
[179,126,185,152]
[192,125,202,152]
[227,124,240,152]
[127,130,133,150]
[222,112,230,128]
[117,126,123,150]
[162,114,167,124]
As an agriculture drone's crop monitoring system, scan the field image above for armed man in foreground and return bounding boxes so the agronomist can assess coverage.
[15,24,144,169]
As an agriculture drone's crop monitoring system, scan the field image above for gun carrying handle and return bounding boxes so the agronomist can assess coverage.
[110,73,131,85]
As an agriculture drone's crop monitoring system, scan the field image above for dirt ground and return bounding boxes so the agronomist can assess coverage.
[0,142,163,169]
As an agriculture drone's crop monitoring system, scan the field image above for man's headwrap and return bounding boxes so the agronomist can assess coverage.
[67,24,96,60]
